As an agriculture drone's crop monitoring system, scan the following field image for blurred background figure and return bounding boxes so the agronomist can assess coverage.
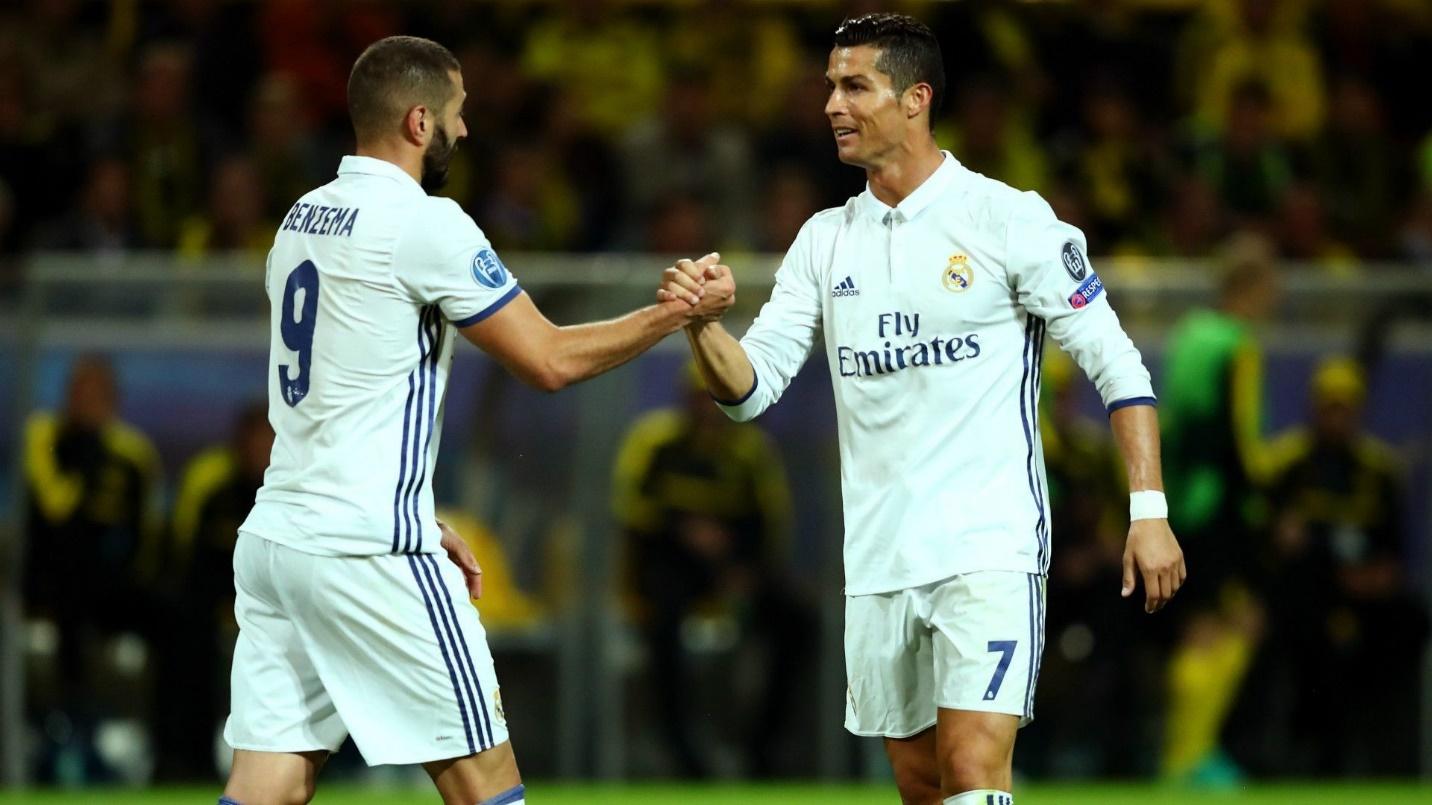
[1157,233,1281,785]
[1,0,125,137]
[1058,77,1167,253]
[1192,80,1293,231]
[612,366,814,778]
[1250,358,1428,775]
[620,69,756,251]
[1310,76,1398,258]
[114,43,204,250]
[938,75,1047,196]
[1161,233,1282,605]
[533,84,624,252]
[244,72,327,222]
[1020,351,1157,777]
[1188,0,1326,142]
[643,194,714,257]
[176,156,273,258]
[1273,182,1355,270]
[253,0,398,136]
[33,158,137,256]
[520,0,664,138]
[153,402,272,780]
[757,166,821,254]
[478,142,580,252]
[1153,174,1227,259]
[22,355,161,784]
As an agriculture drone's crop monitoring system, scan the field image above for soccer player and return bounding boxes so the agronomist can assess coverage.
[660,14,1185,805]
[220,36,732,805]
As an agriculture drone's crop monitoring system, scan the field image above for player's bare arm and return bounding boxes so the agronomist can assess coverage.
[458,261,733,393]
[682,321,755,403]
[657,257,756,403]
[1110,404,1187,613]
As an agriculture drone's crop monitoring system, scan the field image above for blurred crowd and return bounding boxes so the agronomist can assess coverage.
[8,0,1432,788]
[1029,236,1426,782]
[20,238,1427,784]
[23,358,265,782]
[21,358,551,783]
[3,0,1432,275]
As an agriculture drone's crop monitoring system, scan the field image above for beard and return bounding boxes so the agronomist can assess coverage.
[420,123,457,193]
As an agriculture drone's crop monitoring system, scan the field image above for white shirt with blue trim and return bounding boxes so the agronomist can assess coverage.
[719,152,1153,595]
[241,155,520,556]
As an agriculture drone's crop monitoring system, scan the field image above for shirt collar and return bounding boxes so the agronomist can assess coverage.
[857,151,963,224]
[337,155,425,193]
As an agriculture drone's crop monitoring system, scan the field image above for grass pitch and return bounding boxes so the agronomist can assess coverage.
[1,782,1431,804]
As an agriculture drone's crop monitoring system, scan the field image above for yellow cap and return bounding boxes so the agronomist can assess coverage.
[1311,357,1366,407]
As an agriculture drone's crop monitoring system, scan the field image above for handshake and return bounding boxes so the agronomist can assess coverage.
[656,251,736,325]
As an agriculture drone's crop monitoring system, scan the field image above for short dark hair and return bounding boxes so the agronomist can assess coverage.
[347,36,460,141]
[833,13,944,129]
[1218,231,1277,300]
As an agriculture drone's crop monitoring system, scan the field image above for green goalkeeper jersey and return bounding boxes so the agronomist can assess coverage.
[1159,309,1272,533]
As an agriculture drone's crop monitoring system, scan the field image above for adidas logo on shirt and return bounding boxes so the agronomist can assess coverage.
[832,276,860,297]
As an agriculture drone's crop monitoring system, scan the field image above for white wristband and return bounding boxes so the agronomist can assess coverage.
[1129,490,1168,521]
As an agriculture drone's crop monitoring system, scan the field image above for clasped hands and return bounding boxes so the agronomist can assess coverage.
[657,251,735,323]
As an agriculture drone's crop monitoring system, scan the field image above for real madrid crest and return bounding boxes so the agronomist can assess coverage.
[943,254,973,293]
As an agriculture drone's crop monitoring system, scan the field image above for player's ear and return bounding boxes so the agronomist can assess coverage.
[403,105,428,146]
[905,82,932,122]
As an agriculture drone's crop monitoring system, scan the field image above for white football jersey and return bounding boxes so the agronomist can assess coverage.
[240,156,521,556]
[719,153,1154,595]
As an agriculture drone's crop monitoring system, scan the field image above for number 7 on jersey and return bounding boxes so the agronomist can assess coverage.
[983,640,1018,701]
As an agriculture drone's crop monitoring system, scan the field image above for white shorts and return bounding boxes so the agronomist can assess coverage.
[844,571,1046,738]
[224,534,509,766]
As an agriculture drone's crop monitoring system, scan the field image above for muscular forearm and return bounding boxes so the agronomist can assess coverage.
[684,321,755,402]
[548,302,689,389]
[1110,404,1163,492]
[1111,402,1185,612]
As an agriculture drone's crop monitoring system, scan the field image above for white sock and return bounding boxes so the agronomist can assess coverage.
[477,783,525,805]
[944,791,1013,805]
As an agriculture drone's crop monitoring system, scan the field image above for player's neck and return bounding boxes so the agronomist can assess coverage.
[354,141,424,186]
[865,138,943,209]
